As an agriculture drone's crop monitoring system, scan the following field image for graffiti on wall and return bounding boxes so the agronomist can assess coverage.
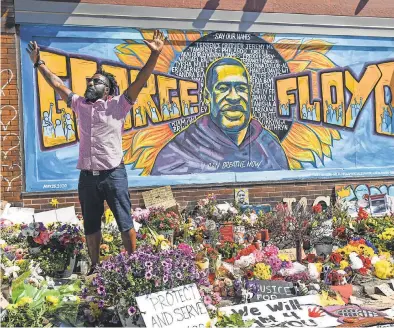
[20,26,394,191]
[1,68,21,192]
[336,184,394,216]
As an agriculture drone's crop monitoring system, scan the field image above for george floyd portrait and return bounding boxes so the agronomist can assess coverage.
[235,188,249,205]
[151,56,289,175]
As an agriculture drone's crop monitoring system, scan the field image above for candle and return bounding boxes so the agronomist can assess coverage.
[261,229,270,242]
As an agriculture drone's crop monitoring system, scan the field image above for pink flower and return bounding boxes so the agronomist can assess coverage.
[253,250,266,263]
[33,230,51,245]
[263,245,279,257]
[15,248,24,260]
[213,292,222,303]
[203,295,212,305]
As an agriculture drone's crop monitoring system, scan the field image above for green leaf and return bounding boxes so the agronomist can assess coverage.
[11,270,31,303]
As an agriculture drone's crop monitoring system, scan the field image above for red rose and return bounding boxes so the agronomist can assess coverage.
[312,204,323,214]
[305,254,317,263]
[358,267,368,275]
[359,255,371,269]
[246,270,254,279]
[329,253,342,265]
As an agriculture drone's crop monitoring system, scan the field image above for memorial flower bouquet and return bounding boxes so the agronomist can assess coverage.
[85,245,208,322]
[20,222,85,276]
[131,207,151,226]
[4,268,81,327]
[149,207,180,232]
[218,242,242,260]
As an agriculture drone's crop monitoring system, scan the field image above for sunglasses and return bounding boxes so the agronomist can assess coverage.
[86,78,109,87]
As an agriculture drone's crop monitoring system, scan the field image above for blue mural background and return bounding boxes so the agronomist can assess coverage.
[20,25,394,192]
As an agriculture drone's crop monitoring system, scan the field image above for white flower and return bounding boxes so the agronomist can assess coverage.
[349,252,363,270]
[371,255,380,265]
[234,254,255,269]
[250,213,258,224]
[0,264,20,278]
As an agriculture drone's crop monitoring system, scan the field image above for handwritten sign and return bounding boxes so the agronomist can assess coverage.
[221,295,340,328]
[136,284,210,328]
[250,280,295,302]
[278,248,305,261]
[219,224,234,243]
[142,186,177,209]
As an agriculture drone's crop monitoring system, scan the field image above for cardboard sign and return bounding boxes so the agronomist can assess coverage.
[142,186,177,209]
[219,224,234,243]
[278,248,305,261]
[250,280,295,302]
[136,284,210,328]
[221,295,340,328]
[234,188,249,205]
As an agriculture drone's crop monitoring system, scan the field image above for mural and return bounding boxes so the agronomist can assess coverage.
[20,26,394,192]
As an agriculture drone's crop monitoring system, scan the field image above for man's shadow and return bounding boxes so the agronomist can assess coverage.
[192,0,220,29]
[355,0,369,15]
[193,0,268,31]
[240,0,267,31]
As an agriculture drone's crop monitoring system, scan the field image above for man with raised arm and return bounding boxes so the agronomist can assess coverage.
[27,30,165,274]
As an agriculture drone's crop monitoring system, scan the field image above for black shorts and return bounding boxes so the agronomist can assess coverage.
[78,164,133,235]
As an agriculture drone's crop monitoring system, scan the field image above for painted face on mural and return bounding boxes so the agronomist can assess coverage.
[205,58,251,132]
[84,74,109,102]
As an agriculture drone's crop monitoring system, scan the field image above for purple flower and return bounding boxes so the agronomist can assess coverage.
[175,271,183,280]
[145,261,153,268]
[128,306,137,316]
[163,275,169,283]
[268,256,283,273]
[98,300,105,308]
[145,271,153,280]
[82,287,88,298]
[97,285,106,296]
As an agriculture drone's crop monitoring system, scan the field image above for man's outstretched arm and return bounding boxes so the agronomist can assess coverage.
[126,30,165,103]
[26,41,72,102]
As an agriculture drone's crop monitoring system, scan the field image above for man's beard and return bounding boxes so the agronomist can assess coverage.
[84,88,101,102]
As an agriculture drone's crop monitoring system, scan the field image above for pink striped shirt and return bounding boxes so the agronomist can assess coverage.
[68,92,134,171]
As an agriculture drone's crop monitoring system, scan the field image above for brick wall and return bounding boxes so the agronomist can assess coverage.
[1,0,22,204]
[22,178,394,213]
[2,0,394,214]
